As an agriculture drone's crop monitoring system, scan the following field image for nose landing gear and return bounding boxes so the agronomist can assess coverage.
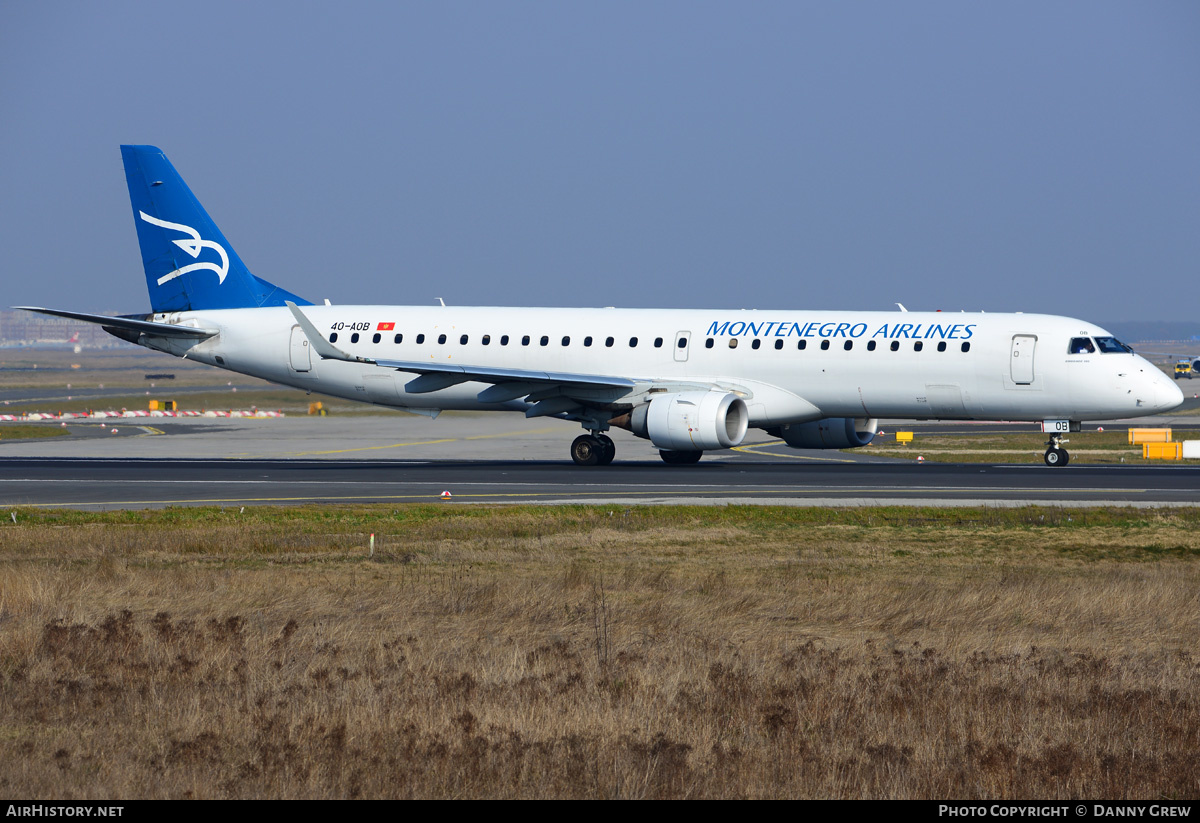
[1044,434,1070,467]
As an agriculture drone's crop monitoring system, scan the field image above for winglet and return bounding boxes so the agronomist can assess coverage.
[285,301,373,363]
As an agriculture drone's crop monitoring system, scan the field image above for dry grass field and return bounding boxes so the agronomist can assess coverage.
[0,505,1197,799]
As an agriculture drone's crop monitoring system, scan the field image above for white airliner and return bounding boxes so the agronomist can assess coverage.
[17,146,1184,467]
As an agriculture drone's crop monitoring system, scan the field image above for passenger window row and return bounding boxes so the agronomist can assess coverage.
[702,337,971,353]
[327,331,689,349]
[326,329,971,354]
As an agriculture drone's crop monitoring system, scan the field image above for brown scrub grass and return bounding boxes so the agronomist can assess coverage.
[0,504,1198,799]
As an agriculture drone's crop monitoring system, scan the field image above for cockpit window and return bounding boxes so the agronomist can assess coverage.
[1068,337,1095,355]
[1093,336,1133,354]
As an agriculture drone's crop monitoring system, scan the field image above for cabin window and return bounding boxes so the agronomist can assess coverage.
[394,333,403,344]
[605,337,615,347]
[481,335,490,346]
[890,341,899,351]
[679,337,689,349]
[751,339,761,350]
[820,340,830,351]
[705,338,714,349]
[961,342,970,353]
[629,337,638,347]
[460,334,468,345]
[540,335,549,346]
[867,340,876,351]
[584,336,593,347]
[654,337,663,348]
[521,335,531,346]
[729,338,738,349]
[500,335,509,346]
[844,340,853,351]
[329,333,338,343]
[562,336,570,346]
[351,333,360,343]
[937,341,946,352]
[416,334,425,344]
[797,340,806,350]
[372,333,381,344]
[774,339,783,350]
[437,334,447,344]
[914,341,923,352]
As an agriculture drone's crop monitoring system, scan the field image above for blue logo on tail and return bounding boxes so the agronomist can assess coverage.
[138,211,230,286]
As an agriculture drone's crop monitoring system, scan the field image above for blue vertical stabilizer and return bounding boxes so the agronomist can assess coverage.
[121,145,311,312]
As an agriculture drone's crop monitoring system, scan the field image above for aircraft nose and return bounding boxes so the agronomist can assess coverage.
[1153,369,1184,413]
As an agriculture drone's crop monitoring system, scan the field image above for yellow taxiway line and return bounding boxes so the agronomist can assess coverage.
[731,440,857,463]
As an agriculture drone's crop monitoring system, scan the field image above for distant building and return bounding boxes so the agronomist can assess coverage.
[0,310,129,348]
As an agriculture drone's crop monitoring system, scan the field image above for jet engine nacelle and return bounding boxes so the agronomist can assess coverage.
[620,391,750,451]
[771,417,878,449]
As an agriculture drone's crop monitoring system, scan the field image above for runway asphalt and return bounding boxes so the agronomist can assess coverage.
[0,456,1198,509]
[1,412,1198,508]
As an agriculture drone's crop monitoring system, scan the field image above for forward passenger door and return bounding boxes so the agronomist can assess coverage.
[1010,335,1036,385]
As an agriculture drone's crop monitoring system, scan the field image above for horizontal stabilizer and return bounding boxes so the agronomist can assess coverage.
[13,307,218,339]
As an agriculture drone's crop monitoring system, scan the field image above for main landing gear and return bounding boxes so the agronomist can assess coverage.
[569,434,705,466]
[1044,434,1070,467]
[571,434,616,466]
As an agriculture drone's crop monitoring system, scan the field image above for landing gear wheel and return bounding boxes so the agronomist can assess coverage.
[659,449,703,465]
[596,434,616,466]
[1043,447,1069,467]
[571,434,603,466]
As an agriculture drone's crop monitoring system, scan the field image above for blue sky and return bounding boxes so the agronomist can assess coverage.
[2,2,1198,321]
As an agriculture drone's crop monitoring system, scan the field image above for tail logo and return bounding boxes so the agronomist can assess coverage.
[139,211,229,287]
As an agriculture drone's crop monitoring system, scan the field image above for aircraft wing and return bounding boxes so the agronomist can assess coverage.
[373,357,635,389]
[286,302,648,413]
[14,307,219,339]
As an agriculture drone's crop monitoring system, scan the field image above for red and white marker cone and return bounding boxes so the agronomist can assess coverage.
[440,490,452,499]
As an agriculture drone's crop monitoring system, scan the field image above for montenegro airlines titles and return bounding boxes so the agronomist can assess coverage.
[17,146,1183,467]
